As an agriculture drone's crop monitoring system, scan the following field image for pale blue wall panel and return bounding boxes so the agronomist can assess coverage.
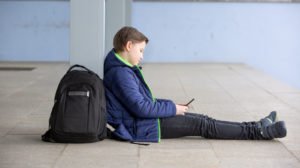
[132,2,300,89]
[0,1,69,61]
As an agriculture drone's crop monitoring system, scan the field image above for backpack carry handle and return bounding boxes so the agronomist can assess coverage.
[66,64,102,82]
[67,64,93,74]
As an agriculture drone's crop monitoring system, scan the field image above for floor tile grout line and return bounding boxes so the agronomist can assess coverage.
[229,65,300,162]
[177,64,300,164]
[3,71,42,98]
[1,63,300,167]
[175,69,200,112]
[4,102,45,136]
[51,144,68,168]
[208,140,222,165]
[279,141,300,163]
[176,71,188,98]
[137,145,141,168]
[177,73,195,112]
[215,64,299,116]
[201,65,249,114]
[230,65,300,113]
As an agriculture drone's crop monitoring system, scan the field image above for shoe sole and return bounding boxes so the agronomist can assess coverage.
[274,121,287,138]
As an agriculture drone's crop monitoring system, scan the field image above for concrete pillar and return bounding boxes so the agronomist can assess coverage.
[70,0,105,77]
[105,0,132,54]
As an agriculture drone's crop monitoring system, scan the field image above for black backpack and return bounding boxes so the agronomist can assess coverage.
[42,64,107,143]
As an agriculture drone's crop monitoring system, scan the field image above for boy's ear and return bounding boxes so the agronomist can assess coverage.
[125,41,133,51]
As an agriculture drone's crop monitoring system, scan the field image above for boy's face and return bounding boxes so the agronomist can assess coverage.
[127,41,146,66]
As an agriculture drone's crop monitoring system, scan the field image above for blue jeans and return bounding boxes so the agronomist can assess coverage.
[160,112,264,140]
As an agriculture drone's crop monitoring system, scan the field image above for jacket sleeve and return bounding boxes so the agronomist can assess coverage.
[111,68,176,119]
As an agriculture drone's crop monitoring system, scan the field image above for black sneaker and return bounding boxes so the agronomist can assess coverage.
[260,121,287,139]
[258,111,277,128]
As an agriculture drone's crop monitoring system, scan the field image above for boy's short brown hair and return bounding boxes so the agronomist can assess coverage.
[113,26,149,52]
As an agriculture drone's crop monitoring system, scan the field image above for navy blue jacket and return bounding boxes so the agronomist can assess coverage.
[103,49,176,142]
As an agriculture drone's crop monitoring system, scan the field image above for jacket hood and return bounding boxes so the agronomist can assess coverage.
[104,49,142,74]
[104,49,127,74]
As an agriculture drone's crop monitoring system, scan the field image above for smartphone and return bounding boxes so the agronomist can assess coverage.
[185,98,195,106]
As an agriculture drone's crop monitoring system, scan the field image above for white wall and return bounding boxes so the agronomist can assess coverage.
[132,2,300,89]
[105,0,132,55]
[70,0,105,76]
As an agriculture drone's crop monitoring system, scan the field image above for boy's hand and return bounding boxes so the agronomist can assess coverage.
[175,104,188,115]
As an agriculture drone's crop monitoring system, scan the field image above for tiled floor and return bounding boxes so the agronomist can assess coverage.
[0,62,299,168]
